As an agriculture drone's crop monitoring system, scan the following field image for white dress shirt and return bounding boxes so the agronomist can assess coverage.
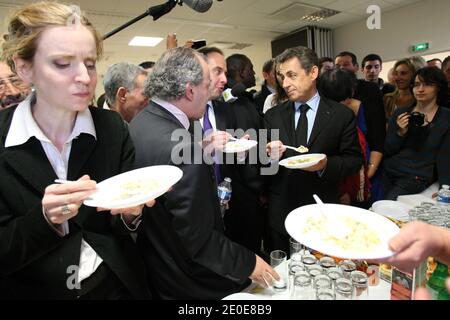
[199,101,217,131]
[5,95,102,283]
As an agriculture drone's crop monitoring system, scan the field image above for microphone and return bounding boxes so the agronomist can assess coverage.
[222,83,247,103]
[182,0,213,13]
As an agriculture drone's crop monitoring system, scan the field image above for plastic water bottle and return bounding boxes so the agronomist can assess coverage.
[436,185,450,207]
[217,177,232,217]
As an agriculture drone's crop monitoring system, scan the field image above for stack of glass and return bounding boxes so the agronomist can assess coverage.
[408,201,450,228]
[288,240,369,300]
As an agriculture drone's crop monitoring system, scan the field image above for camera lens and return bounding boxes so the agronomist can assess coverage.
[410,112,425,127]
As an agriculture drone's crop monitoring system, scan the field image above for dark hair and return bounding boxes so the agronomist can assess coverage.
[275,46,318,73]
[197,46,224,57]
[139,61,155,69]
[96,93,106,108]
[226,53,251,80]
[335,51,358,65]
[318,69,357,102]
[262,59,275,73]
[442,56,450,69]
[362,53,382,68]
[318,57,333,69]
[411,66,448,106]
[427,58,442,64]
[273,63,288,105]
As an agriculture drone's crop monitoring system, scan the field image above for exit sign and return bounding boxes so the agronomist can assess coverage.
[411,42,430,53]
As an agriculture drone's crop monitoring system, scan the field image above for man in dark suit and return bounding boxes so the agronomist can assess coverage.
[254,59,276,115]
[129,47,277,299]
[265,47,363,253]
[225,54,267,255]
[196,46,237,186]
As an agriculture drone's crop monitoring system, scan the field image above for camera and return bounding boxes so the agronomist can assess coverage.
[409,111,425,127]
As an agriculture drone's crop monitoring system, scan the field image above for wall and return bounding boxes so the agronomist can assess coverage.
[334,0,450,78]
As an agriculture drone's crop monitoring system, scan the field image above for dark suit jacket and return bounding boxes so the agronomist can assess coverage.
[254,83,272,115]
[264,96,363,234]
[0,106,150,299]
[355,80,386,153]
[129,101,255,300]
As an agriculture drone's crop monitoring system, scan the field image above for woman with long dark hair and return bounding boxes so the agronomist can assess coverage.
[382,66,450,200]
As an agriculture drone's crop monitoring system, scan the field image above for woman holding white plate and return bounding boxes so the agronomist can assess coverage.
[0,2,152,299]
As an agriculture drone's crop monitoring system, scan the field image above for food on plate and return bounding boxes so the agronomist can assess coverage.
[287,156,318,166]
[112,179,161,201]
[301,214,381,253]
[225,140,246,151]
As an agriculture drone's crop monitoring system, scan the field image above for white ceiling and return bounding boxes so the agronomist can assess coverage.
[0,0,421,81]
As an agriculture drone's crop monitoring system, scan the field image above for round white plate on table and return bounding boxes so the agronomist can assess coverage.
[372,200,411,222]
[285,203,400,260]
[222,139,258,153]
[279,153,326,169]
[83,165,183,209]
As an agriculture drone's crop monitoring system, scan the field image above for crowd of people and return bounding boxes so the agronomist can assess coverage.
[0,1,449,300]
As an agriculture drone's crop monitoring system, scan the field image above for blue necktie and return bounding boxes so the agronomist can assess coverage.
[203,106,222,184]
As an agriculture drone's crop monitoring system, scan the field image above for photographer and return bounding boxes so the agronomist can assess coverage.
[381,66,450,200]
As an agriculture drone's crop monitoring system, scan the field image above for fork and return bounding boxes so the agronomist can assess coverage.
[54,179,97,200]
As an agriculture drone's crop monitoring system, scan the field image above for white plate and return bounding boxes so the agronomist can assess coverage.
[372,200,411,222]
[223,139,258,153]
[279,153,326,169]
[83,165,183,209]
[222,293,263,300]
[285,203,400,260]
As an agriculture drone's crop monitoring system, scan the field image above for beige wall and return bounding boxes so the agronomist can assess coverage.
[334,0,450,79]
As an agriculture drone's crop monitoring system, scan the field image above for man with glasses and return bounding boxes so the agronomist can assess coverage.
[0,61,30,109]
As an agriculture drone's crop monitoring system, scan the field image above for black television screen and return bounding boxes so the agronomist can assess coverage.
[271,28,309,58]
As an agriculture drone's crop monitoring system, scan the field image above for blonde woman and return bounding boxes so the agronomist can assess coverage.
[0,2,151,299]
[383,58,417,121]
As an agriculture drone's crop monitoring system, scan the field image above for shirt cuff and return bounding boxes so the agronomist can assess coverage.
[42,206,66,237]
[121,213,142,231]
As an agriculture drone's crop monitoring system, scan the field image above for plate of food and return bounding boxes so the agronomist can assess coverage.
[223,139,258,153]
[279,153,326,169]
[285,203,400,260]
[83,165,183,209]
[372,200,411,222]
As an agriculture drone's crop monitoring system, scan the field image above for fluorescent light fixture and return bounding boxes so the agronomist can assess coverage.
[128,36,163,47]
[302,9,340,22]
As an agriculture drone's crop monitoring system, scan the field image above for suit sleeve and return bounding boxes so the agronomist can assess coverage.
[384,108,408,156]
[0,200,64,276]
[322,108,363,183]
[164,147,256,283]
[436,126,450,187]
[363,85,386,153]
[110,118,141,235]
